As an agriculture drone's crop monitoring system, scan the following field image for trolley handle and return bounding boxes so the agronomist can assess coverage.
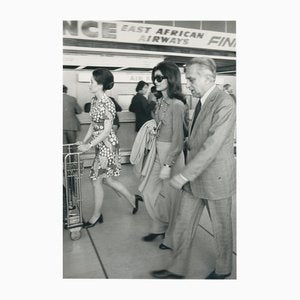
[63,143,82,155]
[64,152,82,159]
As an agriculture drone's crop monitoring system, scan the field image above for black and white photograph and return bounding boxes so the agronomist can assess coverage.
[2,0,299,299]
[63,20,237,279]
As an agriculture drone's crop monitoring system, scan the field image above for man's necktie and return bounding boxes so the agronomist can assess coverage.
[190,99,202,133]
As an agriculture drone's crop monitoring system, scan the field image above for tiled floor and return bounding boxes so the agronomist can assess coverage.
[63,164,236,279]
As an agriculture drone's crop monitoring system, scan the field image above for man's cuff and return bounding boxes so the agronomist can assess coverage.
[178,173,189,183]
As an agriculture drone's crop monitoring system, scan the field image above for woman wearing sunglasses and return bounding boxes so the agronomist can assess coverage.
[141,61,186,250]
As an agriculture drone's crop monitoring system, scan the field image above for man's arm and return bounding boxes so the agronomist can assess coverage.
[181,98,236,182]
[129,97,136,112]
[141,95,156,113]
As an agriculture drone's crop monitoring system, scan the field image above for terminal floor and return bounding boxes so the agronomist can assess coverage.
[63,164,236,279]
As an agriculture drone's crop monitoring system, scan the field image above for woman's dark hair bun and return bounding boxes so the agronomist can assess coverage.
[92,68,114,91]
[104,81,114,91]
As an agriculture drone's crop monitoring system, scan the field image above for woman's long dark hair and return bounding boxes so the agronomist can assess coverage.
[151,61,186,104]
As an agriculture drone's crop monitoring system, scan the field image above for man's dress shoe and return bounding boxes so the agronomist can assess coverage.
[151,269,184,279]
[205,270,231,279]
[142,233,165,241]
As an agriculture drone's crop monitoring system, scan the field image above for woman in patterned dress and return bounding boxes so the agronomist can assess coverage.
[78,68,142,228]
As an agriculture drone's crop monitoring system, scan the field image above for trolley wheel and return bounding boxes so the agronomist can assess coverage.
[70,230,81,241]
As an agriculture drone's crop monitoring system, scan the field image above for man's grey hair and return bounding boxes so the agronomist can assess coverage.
[186,57,217,79]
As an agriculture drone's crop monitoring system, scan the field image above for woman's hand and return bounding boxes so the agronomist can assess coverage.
[159,165,171,180]
[75,141,83,145]
[78,144,91,153]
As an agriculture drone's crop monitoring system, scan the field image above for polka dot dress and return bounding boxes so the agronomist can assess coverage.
[89,94,121,180]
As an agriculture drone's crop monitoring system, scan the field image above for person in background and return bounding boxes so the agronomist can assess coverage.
[148,86,162,103]
[63,85,82,144]
[223,83,236,102]
[151,57,236,279]
[77,68,143,228]
[129,81,156,132]
[84,96,122,133]
[84,102,92,113]
[140,61,186,250]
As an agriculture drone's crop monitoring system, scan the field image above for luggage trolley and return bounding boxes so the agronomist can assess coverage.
[63,143,84,240]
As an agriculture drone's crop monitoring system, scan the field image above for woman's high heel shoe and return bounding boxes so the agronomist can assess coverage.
[84,214,103,228]
[98,214,103,223]
[132,194,143,215]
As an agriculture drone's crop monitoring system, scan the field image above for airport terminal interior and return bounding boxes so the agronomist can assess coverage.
[63,20,236,279]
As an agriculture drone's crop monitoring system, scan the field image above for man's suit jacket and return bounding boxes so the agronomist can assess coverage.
[181,86,236,200]
[63,93,82,131]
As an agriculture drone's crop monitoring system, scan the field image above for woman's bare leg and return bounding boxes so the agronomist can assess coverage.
[89,177,104,223]
[104,177,135,208]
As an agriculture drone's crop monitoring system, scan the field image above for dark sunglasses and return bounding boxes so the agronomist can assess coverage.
[154,75,168,83]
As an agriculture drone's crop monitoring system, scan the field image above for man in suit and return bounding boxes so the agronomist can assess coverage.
[63,85,82,144]
[151,57,236,279]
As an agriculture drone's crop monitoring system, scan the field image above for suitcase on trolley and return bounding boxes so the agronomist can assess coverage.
[63,143,84,240]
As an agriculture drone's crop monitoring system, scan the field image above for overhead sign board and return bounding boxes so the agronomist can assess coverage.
[63,21,236,52]
[77,71,226,85]
[78,71,153,83]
